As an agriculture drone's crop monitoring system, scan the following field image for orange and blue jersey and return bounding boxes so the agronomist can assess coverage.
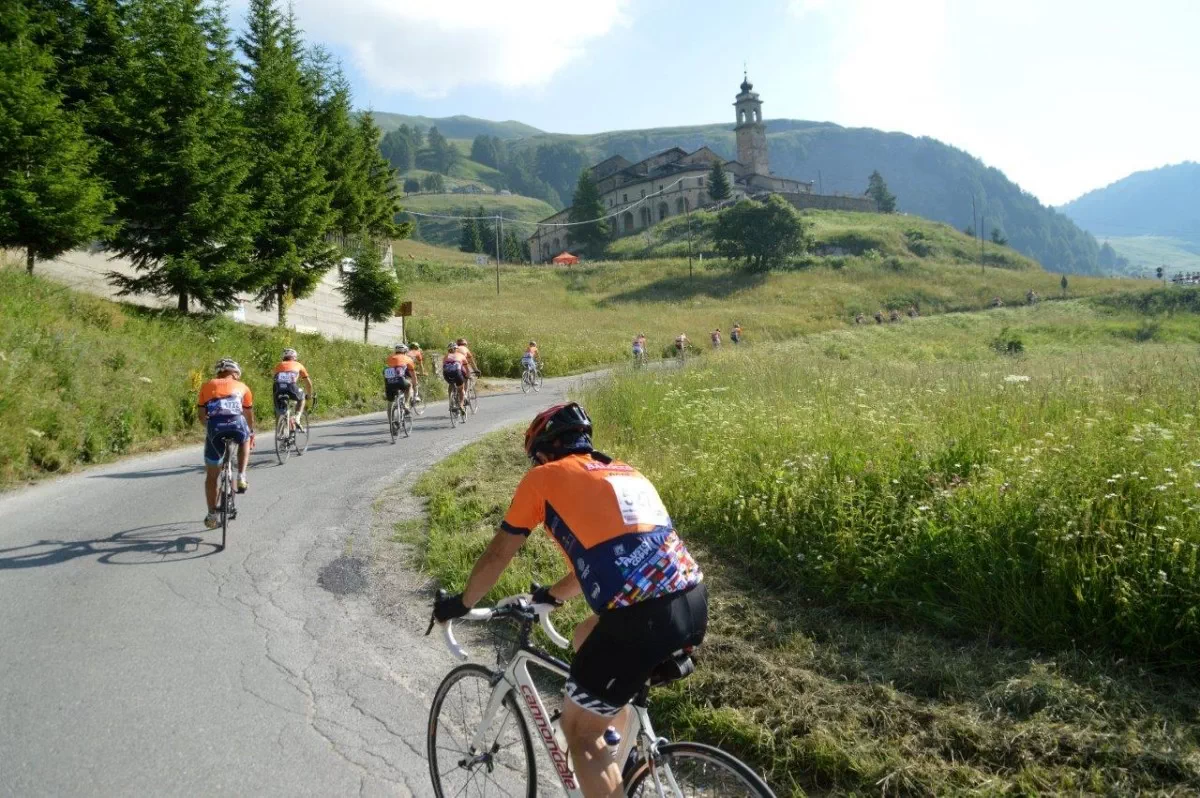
[501,453,703,613]
[272,360,309,388]
[198,377,253,419]
[385,353,416,383]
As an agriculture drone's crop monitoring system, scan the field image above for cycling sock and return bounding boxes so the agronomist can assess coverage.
[238,471,247,481]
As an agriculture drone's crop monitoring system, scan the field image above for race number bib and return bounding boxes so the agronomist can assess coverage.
[384,366,402,380]
[443,360,461,373]
[275,370,297,385]
[207,396,243,416]
[605,475,670,528]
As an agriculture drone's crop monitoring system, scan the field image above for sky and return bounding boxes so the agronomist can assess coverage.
[261,0,1200,206]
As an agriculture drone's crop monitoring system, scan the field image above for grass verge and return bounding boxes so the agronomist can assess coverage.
[0,266,445,488]
[406,426,1200,796]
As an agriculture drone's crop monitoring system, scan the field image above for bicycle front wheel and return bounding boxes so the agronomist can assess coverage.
[467,383,478,414]
[275,414,290,464]
[532,372,543,393]
[625,741,775,798]
[400,405,412,437]
[521,371,532,394]
[388,398,399,444]
[412,391,425,416]
[293,411,310,455]
[428,663,536,798]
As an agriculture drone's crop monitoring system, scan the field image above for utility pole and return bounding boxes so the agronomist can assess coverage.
[980,214,986,272]
[818,170,823,194]
[685,195,694,279]
[495,215,501,295]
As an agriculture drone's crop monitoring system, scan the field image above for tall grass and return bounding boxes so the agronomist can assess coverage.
[401,250,1135,378]
[0,267,440,487]
[582,299,1200,666]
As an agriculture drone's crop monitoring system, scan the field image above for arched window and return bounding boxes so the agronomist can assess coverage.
[658,202,669,221]
[738,109,746,125]
[753,108,761,123]
[622,211,634,233]
[676,198,685,214]
[640,207,651,227]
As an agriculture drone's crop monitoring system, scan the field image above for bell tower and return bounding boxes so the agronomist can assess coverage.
[734,72,769,176]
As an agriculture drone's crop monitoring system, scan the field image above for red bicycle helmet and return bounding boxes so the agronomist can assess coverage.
[524,403,592,460]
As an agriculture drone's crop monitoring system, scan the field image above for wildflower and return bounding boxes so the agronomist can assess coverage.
[1104,493,1117,499]
[1004,375,1030,383]
[916,505,930,512]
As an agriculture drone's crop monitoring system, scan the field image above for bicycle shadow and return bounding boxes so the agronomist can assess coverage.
[0,522,221,569]
[88,465,205,480]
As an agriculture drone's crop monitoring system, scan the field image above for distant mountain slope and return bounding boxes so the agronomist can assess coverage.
[1060,162,1200,243]
[371,112,541,140]
[511,120,1101,274]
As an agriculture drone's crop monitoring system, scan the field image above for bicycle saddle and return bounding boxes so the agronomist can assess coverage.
[648,648,695,687]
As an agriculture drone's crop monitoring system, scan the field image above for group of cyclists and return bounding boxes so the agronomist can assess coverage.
[631,323,744,363]
[192,339,724,796]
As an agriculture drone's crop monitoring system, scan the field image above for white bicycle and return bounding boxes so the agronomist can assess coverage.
[426,588,776,797]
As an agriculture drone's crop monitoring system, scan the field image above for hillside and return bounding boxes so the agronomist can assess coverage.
[371,112,541,140]
[1061,162,1200,241]
[502,119,1101,274]
[0,266,419,488]
[1099,235,1200,275]
[399,193,555,249]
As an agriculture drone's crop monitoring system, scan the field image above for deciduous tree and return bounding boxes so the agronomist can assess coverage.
[713,195,808,272]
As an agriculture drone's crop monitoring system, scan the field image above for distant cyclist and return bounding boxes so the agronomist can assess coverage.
[433,403,707,797]
[710,328,721,349]
[408,341,424,375]
[272,348,312,427]
[197,358,255,529]
[674,332,689,357]
[631,333,644,361]
[442,343,469,411]
[522,340,539,376]
[731,323,742,344]
[385,344,418,412]
[455,338,479,377]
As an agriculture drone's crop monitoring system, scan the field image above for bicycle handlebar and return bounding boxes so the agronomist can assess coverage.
[438,593,571,661]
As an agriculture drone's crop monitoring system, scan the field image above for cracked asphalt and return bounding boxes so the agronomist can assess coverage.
[0,379,579,796]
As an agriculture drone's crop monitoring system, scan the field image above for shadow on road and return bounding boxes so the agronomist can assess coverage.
[88,464,206,480]
[0,522,221,569]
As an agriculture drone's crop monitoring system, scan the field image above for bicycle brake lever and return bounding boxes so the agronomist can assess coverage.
[424,614,436,636]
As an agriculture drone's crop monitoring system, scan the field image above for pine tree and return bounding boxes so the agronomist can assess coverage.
[238,0,335,326]
[567,169,608,254]
[104,0,252,311]
[381,129,415,171]
[340,241,400,343]
[502,230,524,263]
[306,50,365,240]
[357,111,405,240]
[867,170,897,213]
[0,0,111,274]
[478,207,497,256]
[707,160,732,203]
[459,217,481,253]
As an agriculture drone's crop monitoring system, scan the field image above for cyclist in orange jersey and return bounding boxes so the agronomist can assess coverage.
[434,403,707,797]
[442,344,469,410]
[197,358,256,528]
[272,348,313,424]
[385,344,418,410]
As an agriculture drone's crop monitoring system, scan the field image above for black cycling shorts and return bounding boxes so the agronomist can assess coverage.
[384,376,410,401]
[566,583,707,717]
[443,368,465,386]
[274,384,304,412]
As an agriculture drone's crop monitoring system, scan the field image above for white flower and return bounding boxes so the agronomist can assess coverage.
[1004,375,1030,383]
[916,505,930,512]
[1104,493,1117,499]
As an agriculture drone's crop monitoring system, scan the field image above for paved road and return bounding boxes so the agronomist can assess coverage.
[0,382,576,796]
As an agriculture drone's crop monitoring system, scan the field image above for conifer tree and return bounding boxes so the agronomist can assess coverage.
[459,216,481,253]
[0,0,111,274]
[105,0,252,311]
[340,241,400,343]
[357,111,405,240]
[567,169,608,254]
[503,230,525,263]
[867,170,897,213]
[238,0,335,326]
[305,49,365,240]
[708,160,732,203]
[478,207,497,257]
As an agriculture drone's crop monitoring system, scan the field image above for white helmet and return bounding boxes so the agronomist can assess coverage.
[281,348,298,360]
[395,344,409,354]
[214,358,241,377]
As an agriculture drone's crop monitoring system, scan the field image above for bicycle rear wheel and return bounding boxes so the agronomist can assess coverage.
[428,663,535,798]
[293,409,310,455]
[449,396,458,428]
[274,414,290,464]
[388,398,399,444]
[625,741,775,798]
[412,390,425,416]
[467,382,478,414]
[532,371,543,393]
[400,404,412,437]
[219,464,231,550]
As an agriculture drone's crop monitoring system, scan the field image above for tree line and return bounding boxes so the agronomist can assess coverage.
[0,0,405,326]
[458,210,529,262]
[470,136,587,209]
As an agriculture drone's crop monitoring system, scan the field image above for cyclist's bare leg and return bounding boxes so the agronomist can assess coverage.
[561,701,623,798]
[236,442,250,475]
[204,465,221,512]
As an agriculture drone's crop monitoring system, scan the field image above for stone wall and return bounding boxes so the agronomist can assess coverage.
[777,192,878,213]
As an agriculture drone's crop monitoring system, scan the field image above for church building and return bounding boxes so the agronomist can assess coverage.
[527,75,817,263]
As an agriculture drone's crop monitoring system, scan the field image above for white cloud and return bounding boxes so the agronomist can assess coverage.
[292,0,630,97]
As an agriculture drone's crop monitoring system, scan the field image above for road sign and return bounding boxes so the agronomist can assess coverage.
[394,301,413,317]
[475,255,488,266]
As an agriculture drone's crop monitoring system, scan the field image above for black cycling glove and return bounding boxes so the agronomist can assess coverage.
[530,584,563,608]
[433,591,469,623]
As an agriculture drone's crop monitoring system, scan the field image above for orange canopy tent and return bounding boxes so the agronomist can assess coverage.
[551,251,580,265]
